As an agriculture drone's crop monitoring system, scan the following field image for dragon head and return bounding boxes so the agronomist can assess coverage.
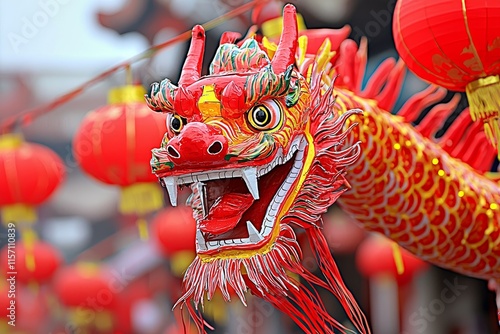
[147,5,368,333]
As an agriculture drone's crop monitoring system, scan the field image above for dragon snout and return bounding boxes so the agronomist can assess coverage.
[165,122,228,167]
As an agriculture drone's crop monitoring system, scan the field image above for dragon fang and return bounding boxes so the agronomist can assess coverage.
[146,4,369,334]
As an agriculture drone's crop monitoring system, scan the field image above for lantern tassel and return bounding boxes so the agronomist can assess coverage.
[391,241,405,275]
[69,308,93,334]
[95,311,114,331]
[21,226,38,272]
[120,183,163,240]
[170,250,195,277]
[136,217,149,241]
[466,75,500,157]
[203,292,228,325]
[1,204,37,225]
[120,183,164,215]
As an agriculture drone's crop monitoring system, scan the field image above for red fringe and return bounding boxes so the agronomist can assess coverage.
[244,226,371,334]
[183,302,214,334]
[246,274,350,333]
[305,227,371,334]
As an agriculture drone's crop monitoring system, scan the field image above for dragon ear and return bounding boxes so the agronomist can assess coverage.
[270,4,298,74]
[179,25,206,86]
[145,79,177,113]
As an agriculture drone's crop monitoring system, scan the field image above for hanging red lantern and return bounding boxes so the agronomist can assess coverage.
[356,234,428,285]
[0,240,62,285]
[152,206,196,276]
[393,0,500,152]
[0,133,64,273]
[54,263,116,309]
[2,286,50,332]
[0,285,51,332]
[112,280,152,333]
[73,85,167,238]
[152,206,196,256]
[53,263,116,332]
[0,133,64,224]
[323,207,366,254]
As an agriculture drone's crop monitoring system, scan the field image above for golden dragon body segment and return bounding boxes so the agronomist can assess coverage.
[337,90,500,279]
[290,25,500,280]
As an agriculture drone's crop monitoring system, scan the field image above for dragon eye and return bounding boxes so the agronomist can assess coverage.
[247,100,283,131]
[168,114,185,134]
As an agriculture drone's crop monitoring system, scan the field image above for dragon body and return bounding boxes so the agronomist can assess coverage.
[145,3,500,333]
[304,33,500,280]
[338,88,500,280]
[281,14,500,280]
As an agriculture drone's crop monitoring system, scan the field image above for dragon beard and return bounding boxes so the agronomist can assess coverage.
[177,225,369,334]
[177,224,300,308]
[177,224,368,334]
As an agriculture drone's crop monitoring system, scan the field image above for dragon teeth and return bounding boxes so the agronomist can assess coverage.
[163,176,178,207]
[190,136,307,252]
[196,182,208,218]
[161,136,303,212]
[241,167,259,200]
[246,221,263,242]
[196,229,207,251]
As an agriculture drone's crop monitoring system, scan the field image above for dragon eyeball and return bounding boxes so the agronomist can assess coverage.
[247,100,283,131]
[168,114,186,134]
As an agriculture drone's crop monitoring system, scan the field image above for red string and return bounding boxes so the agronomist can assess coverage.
[0,0,269,134]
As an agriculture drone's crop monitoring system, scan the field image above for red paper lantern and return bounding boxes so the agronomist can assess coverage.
[73,85,167,237]
[323,207,366,254]
[73,85,165,187]
[3,287,50,332]
[0,240,61,284]
[53,263,116,310]
[0,133,64,223]
[53,263,116,332]
[152,206,196,256]
[393,0,500,151]
[0,285,51,333]
[152,206,196,276]
[112,280,152,333]
[356,235,428,285]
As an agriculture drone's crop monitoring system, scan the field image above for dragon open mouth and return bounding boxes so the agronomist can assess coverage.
[159,135,307,254]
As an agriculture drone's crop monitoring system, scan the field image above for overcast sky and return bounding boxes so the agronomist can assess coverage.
[0,0,148,73]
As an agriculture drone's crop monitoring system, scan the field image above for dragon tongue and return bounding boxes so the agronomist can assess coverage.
[199,193,254,235]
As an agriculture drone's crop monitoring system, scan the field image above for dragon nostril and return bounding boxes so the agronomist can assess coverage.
[167,145,180,158]
[208,141,223,155]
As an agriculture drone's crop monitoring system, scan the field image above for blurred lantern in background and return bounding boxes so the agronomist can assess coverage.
[0,133,64,224]
[0,240,62,286]
[0,285,52,333]
[0,133,64,273]
[152,206,233,326]
[73,84,167,239]
[356,234,428,285]
[152,206,196,277]
[53,262,116,332]
[356,234,429,334]
[323,206,366,254]
[112,280,157,333]
[393,0,500,154]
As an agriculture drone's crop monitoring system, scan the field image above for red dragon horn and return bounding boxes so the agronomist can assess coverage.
[179,25,206,86]
[270,4,298,73]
